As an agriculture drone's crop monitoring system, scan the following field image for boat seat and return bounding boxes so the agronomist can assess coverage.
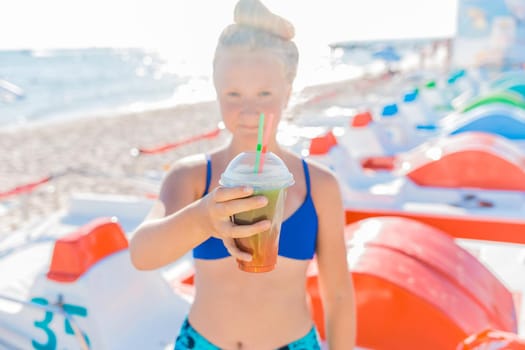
[399,132,525,191]
[309,130,338,155]
[307,217,517,350]
[47,217,128,282]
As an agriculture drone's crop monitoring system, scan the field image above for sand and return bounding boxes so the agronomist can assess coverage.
[0,73,397,235]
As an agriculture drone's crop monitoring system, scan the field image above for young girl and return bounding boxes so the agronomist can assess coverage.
[129,0,356,348]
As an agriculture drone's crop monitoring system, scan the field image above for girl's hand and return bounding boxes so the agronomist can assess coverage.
[200,186,269,261]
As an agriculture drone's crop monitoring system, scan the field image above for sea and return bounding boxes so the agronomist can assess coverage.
[0,48,220,128]
[0,41,432,129]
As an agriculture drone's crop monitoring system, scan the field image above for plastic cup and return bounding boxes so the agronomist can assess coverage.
[220,151,294,273]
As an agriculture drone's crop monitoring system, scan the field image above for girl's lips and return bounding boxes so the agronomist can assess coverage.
[239,125,259,131]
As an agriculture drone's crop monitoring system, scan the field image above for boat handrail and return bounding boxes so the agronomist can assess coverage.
[0,293,90,350]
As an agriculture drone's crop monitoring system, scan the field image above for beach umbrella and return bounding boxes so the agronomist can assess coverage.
[372,46,401,62]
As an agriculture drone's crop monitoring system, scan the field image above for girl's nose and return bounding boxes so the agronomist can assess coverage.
[240,100,259,117]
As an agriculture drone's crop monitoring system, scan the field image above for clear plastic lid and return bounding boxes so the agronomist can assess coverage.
[220,151,295,189]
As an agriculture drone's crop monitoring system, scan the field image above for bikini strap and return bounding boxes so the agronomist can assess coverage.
[202,154,212,197]
[302,159,311,196]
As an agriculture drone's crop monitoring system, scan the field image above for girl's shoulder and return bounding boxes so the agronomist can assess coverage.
[166,153,208,179]
[281,150,336,180]
[161,153,212,199]
[302,157,339,185]
[282,150,340,194]
[299,157,343,211]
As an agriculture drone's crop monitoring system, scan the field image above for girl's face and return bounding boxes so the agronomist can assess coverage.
[213,49,292,145]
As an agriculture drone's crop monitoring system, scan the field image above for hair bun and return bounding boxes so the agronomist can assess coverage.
[234,0,295,40]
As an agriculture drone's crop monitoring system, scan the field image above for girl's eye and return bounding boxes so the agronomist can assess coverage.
[227,92,240,97]
[259,91,271,97]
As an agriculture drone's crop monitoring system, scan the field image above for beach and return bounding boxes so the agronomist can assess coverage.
[0,101,228,234]
[0,71,404,236]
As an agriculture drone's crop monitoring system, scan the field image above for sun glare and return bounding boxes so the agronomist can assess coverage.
[0,0,457,51]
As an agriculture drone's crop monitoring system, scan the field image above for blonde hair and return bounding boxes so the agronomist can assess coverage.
[213,0,299,83]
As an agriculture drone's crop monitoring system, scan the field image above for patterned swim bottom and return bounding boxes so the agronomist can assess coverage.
[174,318,321,350]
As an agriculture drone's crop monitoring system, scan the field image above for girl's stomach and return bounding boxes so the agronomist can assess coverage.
[188,256,314,349]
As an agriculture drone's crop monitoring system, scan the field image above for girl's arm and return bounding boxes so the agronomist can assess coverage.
[129,158,270,270]
[313,168,356,349]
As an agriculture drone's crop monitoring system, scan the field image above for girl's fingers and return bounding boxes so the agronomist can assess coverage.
[223,238,252,262]
[206,186,270,240]
[213,186,254,203]
[215,195,268,218]
[224,219,271,239]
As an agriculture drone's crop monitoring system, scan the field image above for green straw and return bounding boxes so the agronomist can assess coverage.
[254,113,265,173]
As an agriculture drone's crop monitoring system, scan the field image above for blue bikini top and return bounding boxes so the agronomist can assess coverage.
[193,157,318,260]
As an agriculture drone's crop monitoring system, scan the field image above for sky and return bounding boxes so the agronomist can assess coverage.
[1,0,458,53]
